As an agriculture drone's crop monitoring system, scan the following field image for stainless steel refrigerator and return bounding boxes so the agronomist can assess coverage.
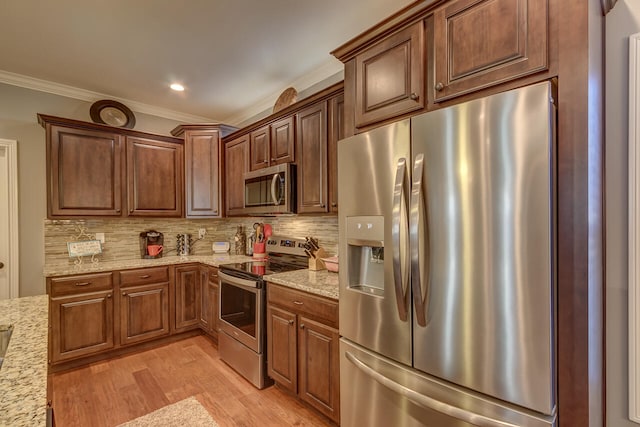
[338,82,557,427]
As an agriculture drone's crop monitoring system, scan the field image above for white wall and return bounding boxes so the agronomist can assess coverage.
[606,2,640,425]
[0,83,182,296]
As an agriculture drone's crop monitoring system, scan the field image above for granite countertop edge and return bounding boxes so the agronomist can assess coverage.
[0,295,49,427]
[44,255,340,300]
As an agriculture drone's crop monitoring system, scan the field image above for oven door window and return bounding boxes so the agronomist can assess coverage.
[220,280,262,352]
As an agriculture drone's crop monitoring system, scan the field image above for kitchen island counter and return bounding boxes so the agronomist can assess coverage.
[44,254,253,277]
[266,269,339,300]
[0,295,49,427]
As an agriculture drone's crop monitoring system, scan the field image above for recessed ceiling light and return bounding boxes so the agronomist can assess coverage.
[170,83,185,91]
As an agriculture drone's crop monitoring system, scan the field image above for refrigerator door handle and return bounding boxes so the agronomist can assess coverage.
[392,158,409,321]
[410,153,428,327]
[345,351,518,427]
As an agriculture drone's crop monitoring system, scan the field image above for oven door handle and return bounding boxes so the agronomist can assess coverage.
[219,271,260,289]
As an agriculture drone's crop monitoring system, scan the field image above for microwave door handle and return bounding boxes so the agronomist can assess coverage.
[410,153,428,327]
[271,173,281,206]
[392,158,409,322]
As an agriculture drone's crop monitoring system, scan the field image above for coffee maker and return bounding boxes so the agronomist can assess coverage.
[140,230,164,259]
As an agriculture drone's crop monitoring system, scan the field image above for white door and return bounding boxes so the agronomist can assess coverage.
[0,139,19,299]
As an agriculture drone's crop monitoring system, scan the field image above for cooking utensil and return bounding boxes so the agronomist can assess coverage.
[263,224,273,238]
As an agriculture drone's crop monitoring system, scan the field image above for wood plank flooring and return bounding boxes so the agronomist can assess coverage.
[50,335,334,426]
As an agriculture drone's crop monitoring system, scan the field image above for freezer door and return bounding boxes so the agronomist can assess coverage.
[410,82,556,415]
[338,120,412,365]
[340,338,557,427]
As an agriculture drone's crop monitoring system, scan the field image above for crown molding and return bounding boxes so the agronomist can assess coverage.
[221,57,344,126]
[0,69,215,124]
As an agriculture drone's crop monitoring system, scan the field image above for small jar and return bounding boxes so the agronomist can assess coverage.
[234,226,246,255]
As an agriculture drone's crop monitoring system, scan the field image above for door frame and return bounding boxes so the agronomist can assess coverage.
[0,138,19,299]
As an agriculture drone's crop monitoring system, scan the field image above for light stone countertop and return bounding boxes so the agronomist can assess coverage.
[0,295,49,427]
[44,254,339,300]
[44,254,253,277]
[266,269,339,300]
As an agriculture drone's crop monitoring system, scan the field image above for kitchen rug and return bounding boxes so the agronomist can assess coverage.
[117,396,219,427]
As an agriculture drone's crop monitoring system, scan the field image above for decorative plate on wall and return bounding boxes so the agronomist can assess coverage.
[89,99,136,129]
[272,87,297,113]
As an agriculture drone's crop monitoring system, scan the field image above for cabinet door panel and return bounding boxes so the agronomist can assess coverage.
[296,102,328,214]
[355,22,424,127]
[185,130,221,217]
[328,94,344,213]
[298,317,340,422]
[267,305,297,392]
[225,135,249,216]
[120,283,169,345]
[127,137,183,217]
[50,291,114,363]
[433,0,548,101]
[49,126,124,216]
[250,126,271,171]
[175,265,201,331]
[270,116,295,164]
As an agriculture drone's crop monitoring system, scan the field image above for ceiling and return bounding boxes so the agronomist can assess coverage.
[0,0,415,125]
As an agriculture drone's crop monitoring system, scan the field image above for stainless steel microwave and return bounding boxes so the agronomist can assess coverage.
[240,163,296,215]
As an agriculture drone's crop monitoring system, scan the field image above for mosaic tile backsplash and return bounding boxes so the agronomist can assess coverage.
[45,216,338,267]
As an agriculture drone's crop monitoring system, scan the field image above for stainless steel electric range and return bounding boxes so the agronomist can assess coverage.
[217,236,309,389]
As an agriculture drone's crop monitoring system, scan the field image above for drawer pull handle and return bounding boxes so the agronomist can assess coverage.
[75,282,91,287]
[293,301,304,305]
[140,275,151,279]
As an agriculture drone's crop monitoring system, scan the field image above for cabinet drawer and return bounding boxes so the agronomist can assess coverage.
[268,283,338,328]
[120,267,169,287]
[49,272,113,297]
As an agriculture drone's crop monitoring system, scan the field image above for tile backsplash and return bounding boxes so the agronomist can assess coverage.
[44,216,338,266]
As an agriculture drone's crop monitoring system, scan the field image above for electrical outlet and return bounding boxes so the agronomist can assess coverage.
[198,228,207,239]
[95,232,105,243]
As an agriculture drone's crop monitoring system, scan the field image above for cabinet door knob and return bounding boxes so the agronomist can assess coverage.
[435,82,444,92]
[300,324,305,330]
[122,292,127,296]
[331,202,337,208]
[0,262,4,269]
[320,203,326,208]
[288,320,294,325]
[410,92,419,100]
[107,294,112,298]
[271,158,276,162]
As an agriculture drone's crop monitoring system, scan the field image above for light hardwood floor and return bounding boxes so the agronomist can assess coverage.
[50,335,334,426]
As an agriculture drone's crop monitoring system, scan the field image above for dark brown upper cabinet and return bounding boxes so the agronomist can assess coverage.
[40,114,184,219]
[296,102,328,214]
[126,136,183,217]
[224,134,250,217]
[250,117,295,171]
[432,0,548,102]
[172,124,237,218]
[45,124,125,217]
[354,21,425,128]
[328,93,344,214]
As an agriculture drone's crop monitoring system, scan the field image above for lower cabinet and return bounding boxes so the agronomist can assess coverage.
[266,283,340,423]
[120,283,170,346]
[200,266,219,340]
[174,264,201,331]
[49,290,114,364]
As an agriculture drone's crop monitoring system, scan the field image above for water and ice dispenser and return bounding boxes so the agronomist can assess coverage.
[345,216,385,296]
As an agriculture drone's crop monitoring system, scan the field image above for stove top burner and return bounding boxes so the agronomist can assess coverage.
[220,260,304,277]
